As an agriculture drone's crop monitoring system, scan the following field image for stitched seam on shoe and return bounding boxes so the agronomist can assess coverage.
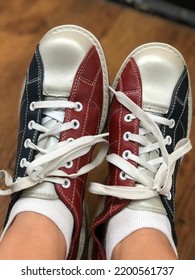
[58,48,101,259]
[27,51,42,163]
[162,71,188,217]
[15,73,29,178]
[72,53,100,207]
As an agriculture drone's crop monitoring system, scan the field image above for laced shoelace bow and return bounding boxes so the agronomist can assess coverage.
[0,97,109,195]
[89,87,192,200]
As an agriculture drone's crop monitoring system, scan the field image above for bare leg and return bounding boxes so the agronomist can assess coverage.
[112,228,177,260]
[0,212,66,260]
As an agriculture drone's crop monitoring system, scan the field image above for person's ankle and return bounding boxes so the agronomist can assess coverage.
[112,228,178,260]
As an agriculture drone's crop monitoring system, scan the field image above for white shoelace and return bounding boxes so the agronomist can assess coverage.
[0,96,108,195]
[90,87,192,200]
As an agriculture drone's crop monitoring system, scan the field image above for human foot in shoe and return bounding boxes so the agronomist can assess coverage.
[0,25,109,259]
[90,43,192,259]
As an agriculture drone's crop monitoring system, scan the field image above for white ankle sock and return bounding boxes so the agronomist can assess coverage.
[0,197,74,258]
[105,207,177,259]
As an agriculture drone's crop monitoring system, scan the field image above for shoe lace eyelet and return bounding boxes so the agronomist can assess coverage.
[72,119,80,129]
[67,137,74,143]
[20,158,27,168]
[120,171,127,180]
[124,114,132,122]
[24,138,31,148]
[62,178,71,189]
[169,119,175,129]
[166,135,172,146]
[64,161,73,169]
[167,192,172,200]
[122,150,131,160]
[75,102,83,112]
[15,177,21,182]
[28,120,35,130]
[30,102,36,111]
[123,131,131,141]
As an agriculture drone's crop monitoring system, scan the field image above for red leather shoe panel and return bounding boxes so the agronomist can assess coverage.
[55,45,104,259]
[91,57,143,259]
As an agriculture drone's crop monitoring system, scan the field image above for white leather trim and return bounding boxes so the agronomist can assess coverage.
[39,25,109,133]
[133,43,184,113]
[127,195,166,214]
[39,28,92,95]
[113,43,186,114]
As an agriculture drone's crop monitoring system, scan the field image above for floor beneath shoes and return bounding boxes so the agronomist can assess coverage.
[0,0,195,260]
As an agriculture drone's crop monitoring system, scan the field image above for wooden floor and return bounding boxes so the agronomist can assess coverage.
[0,0,195,259]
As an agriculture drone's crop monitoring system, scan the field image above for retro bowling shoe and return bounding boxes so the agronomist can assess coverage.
[0,25,109,259]
[89,43,192,259]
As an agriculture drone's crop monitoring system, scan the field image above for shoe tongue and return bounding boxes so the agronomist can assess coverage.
[43,91,70,98]
[139,80,167,180]
[141,78,171,116]
[139,139,158,180]
[38,97,65,151]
